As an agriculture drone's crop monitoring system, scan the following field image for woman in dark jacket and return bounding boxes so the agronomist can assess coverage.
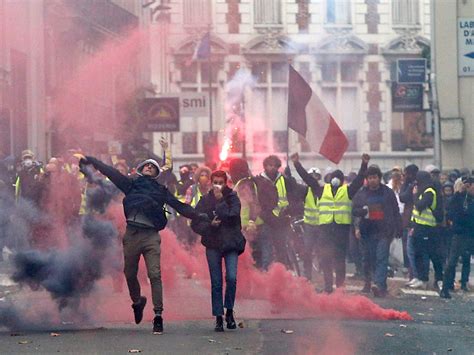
[192,170,245,332]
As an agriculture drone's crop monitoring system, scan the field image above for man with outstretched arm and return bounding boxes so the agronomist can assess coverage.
[290,152,369,293]
[80,156,203,334]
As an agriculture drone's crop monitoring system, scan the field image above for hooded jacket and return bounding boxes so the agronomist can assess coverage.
[83,156,198,230]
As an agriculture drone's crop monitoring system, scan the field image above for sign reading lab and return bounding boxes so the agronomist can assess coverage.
[458,18,474,76]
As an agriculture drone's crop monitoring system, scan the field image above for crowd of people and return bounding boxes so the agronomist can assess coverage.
[0,141,473,333]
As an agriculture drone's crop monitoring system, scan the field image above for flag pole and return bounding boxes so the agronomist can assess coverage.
[207,32,213,134]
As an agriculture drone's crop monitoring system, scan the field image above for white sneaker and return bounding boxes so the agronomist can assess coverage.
[405,278,417,286]
[409,279,427,289]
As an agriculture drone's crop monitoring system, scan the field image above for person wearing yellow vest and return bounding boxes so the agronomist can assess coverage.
[14,150,43,206]
[258,155,301,270]
[409,170,444,290]
[291,152,370,293]
[183,166,212,246]
[290,157,323,281]
[228,158,280,270]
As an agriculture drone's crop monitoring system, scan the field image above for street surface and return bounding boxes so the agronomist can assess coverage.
[1,261,474,354]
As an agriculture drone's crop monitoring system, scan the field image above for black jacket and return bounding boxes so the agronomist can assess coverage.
[85,157,198,230]
[352,184,402,239]
[193,187,245,254]
[446,192,474,236]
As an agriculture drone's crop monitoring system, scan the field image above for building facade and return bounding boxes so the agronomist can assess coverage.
[433,0,474,170]
[149,0,434,172]
[0,0,149,161]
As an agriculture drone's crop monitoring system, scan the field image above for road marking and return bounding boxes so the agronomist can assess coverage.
[400,288,439,296]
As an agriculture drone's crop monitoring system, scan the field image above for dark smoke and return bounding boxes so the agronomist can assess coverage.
[11,216,118,311]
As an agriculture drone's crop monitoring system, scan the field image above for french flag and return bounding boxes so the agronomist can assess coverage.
[186,32,211,66]
[287,65,349,164]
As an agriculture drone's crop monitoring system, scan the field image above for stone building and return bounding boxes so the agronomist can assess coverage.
[149,0,434,172]
[0,0,149,160]
[433,0,474,170]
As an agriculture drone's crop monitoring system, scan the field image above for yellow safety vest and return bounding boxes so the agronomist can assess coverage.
[191,186,203,208]
[304,187,319,226]
[273,175,289,217]
[234,177,264,226]
[411,187,437,227]
[318,184,352,225]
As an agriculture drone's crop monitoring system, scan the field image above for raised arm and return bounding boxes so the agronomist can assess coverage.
[290,153,323,198]
[82,156,132,193]
[348,154,370,199]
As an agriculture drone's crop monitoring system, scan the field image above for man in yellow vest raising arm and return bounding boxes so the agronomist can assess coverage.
[291,153,370,293]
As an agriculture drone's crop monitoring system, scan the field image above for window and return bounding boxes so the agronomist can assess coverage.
[254,0,281,25]
[392,0,419,26]
[183,0,211,26]
[326,0,351,25]
[320,60,360,151]
[182,132,198,154]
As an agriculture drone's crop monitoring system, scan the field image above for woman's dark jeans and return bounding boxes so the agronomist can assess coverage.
[206,248,238,316]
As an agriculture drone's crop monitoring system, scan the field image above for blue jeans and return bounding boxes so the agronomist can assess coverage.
[406,229,418,279]
[206,248,238,316]
[360,234,391,291]
[254,224,274,270]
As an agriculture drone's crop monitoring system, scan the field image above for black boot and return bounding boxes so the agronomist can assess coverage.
[131,296,147,324]
[215,316,224,332]
[153,315,163,334]
[225,310,236,329]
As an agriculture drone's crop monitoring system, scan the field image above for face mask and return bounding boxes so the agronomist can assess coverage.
[23,159,33,168]
[213,184,222,190]
[199,176,209,184]
[331,177,341,187]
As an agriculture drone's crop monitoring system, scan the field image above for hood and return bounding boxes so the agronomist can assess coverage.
[416,171,432,190]
[136,159,161,179]
[229,158,250,183]
[331,169,345,184]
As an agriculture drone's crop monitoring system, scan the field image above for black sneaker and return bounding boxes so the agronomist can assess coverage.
[132,296,147,324]
[153,315,163,334]
[439,288,451,299]
[461,283,470,292]
[225,311,236,330]
[215,316,224,332]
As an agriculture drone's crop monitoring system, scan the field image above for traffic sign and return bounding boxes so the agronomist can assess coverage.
[458,18,474,76]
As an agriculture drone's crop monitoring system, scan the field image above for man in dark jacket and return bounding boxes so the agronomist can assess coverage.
[257,155,301,270]
[291,153,369,293]
[228,158,279,270]
[399,164,419,284]
[80,156,201,334]
[440,177,474,298]
[352,165,402,297]
[192,170,243,332]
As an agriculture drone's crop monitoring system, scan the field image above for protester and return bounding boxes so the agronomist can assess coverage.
[79,155,203,334]
[352,165,402,297]
[291,153,370,293]
[258,155,300,270]
[191,170,245,332]
[440,177,474,298]
[14,149,43,205]
[399,164,419,285]
[228,158,279,270]
[409,171,444,290]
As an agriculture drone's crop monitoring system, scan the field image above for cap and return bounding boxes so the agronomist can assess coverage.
[425,164,440,174]
[21,149,34,160]
[462,176,474,184]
